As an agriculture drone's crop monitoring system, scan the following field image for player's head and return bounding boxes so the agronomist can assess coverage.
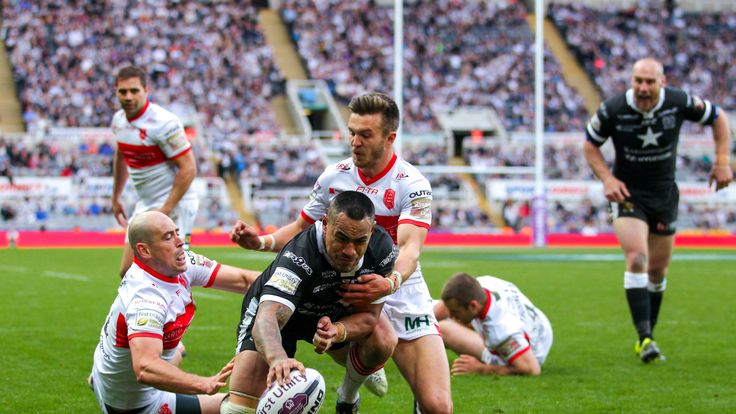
[115,65,149,118]
[347,92,400,173]
[441,272,487,324]
[128,211,186,277]
[323,191,376,273]
[631,58,665,112]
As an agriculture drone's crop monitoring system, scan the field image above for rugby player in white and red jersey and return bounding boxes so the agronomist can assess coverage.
[91,211,259,414]
[434,273,553,376]
[111,66,198,279]
[231,93,452,413]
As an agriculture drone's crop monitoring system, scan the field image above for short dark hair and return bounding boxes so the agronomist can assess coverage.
[327,191,375,223]
[441,272,485,306]
[115,66,148,88]
[348,92,400,135]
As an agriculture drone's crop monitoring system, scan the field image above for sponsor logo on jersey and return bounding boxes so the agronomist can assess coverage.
[409,197,432,218]
[662,115,676,129]
[356,185,379,195]
[497,337,523,359]
[266,267,302,295]
[379,245,398,267]
[384,189,395,209]
[189,252,214,268]
[335,162,351,171]
[321,270,337,279]
[409,190,432,199]
[139,128,147,140]
[166,132,188,151]
[283,251,313,275]
[134,309,164,330]
[394,171,409,181]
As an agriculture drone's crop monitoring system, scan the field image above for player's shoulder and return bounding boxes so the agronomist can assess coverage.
[600,92,628,116]
[394,157,431,189]
[119,270,170,308]
[111,109,127,127]
[662,87,690,106]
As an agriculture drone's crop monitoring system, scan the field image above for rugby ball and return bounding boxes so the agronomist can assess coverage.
[256,368,325,414]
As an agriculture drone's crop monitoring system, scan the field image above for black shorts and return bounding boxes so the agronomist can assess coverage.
[236,300,347,355]
[609,183,679,236]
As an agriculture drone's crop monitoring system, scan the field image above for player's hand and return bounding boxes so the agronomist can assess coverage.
[267,358,305,387]
[203,357,235,394]
[602,176,630,203]
[111,199,128,227]
[708,165,733,192]
[340,274,391,306]
[229,220,261,250]
[451,354,486,376]
[313,316,337,354]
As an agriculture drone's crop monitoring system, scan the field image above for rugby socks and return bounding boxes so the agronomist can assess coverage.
[624,272,651,341]
[648,278,667,332]
[337,344,382,404]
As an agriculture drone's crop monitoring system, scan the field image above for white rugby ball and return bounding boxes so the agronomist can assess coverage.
[256,368,326,414]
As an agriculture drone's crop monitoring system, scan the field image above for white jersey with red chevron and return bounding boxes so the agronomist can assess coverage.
[111,100,197,202]
[301,153,432,285]
[92,251,221,410]
[471,276,553,365]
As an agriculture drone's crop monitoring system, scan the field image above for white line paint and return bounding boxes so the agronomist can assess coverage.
[0,264,27,273]
[43,271,89,282]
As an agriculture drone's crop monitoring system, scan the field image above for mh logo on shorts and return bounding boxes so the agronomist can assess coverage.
[405,315,431,332]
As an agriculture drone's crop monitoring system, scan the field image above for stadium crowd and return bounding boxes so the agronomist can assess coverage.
[548,2,736,116]
[281,0,589,133]
[2,0,283,140]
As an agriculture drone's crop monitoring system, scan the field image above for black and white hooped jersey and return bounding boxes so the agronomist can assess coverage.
[243,221,396,327]
[585,87,719,188]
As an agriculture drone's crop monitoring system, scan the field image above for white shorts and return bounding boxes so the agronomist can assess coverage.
[532,310,553,365]
[128,198,199,248]
[91,369,178,414]
[382,275,440,341]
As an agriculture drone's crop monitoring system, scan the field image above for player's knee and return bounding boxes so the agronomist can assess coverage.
[372,316,398,356]
[627,252,647,272]
[417,393,453,414]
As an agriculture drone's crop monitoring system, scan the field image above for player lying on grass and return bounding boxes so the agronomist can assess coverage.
[90,211,260,414]
[222,191,398,414]
[434,273,553,376]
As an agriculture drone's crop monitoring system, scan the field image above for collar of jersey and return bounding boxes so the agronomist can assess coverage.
[314,220,364,276]
[133,256,181,284]
[477,288,493,320]
[625,88,665,118]
[127,99,150,122]
[357,153,397,186]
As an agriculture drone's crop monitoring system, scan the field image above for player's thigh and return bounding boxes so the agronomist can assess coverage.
[230,350,269,396]
[393,335,452,411]
[437,319,484,358]
[647,233,674,277]
[612,217,649,255]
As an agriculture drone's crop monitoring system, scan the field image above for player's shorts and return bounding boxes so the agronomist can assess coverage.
[127,198,199,248]
[91,369,201,414]
[383,271,440,341]
[609,183,678,236]
[532,309,553,365]
[235,296,347,356]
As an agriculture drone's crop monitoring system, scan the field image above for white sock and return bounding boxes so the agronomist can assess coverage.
[337,344,378,403]
[647,278,667,292]
[220,396,255,414]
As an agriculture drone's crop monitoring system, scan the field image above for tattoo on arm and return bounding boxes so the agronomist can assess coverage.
[253,301,293,363]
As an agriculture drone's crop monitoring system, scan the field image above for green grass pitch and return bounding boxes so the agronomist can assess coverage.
[1,246,735,413]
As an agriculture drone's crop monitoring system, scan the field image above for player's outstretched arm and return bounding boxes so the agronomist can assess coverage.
[451,351,540,377]
[210,264,260,294]
[230,216,310,252]
[129,336,232,394]
[252,300,305,386]
[709,111,733,191]
[111,149,130,227]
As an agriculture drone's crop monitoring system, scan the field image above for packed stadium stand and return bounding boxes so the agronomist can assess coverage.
[2,0,736,236]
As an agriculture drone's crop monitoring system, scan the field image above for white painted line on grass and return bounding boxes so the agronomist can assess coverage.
[0,264,27,273]
[43,271,89,282]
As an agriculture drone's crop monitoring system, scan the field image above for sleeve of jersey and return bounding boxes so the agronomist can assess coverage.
[260,260,306,312]
[155,118,191,159]
[585,104,612,146]
[183,251,221,288]
[300,172,330,224]
[398,179,432,229]
[683,93,718,125]
[484,305,531,363]
[125,289,168,341]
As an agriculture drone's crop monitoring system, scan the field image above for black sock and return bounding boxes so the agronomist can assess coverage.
[650,290,664,334]
[626,288,651,342]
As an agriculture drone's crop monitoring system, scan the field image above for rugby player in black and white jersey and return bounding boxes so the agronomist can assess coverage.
[221,191,397,414]
[583,57,733,363]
